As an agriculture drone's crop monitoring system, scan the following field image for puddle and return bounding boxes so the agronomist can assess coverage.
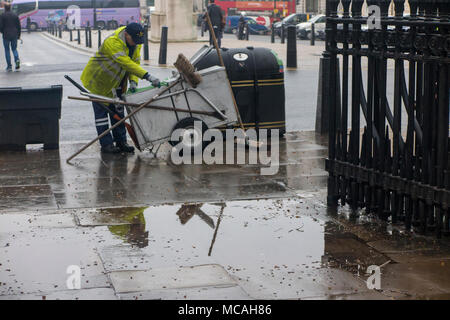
[75,198,382,298]
[3,197,448,299]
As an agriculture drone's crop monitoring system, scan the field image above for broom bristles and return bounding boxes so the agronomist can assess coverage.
[174,54,202,88]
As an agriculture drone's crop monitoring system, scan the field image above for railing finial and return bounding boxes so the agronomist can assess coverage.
[351,0,364,18]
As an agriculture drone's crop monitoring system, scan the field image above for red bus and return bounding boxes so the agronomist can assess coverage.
[216,1,296,18]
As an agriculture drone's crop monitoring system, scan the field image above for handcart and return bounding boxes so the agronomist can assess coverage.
[122,65,238,154]
[66,48,240,161]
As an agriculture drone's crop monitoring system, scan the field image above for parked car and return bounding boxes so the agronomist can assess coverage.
[273,13,309,37]
[296,14,326,39]
[224,16,269,35]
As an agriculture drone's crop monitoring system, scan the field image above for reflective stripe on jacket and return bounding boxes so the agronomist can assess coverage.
[81,26,147,97]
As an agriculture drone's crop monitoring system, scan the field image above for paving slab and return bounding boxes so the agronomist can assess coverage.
[380,261,450,299]
[0,287,117,300]
[0,196,59,213]
[74,207,149,227]
[0,184,54,198]
[117,285,251,300]
[54,189,139,209]
[109,264,237,293]
[99,244,155,272]
[0,213,75,233]
[0,176,48,186]
[0,227,117,296]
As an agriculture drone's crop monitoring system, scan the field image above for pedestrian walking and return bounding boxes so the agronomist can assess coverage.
[204,0,224,48]
[237,12,246,40]
[0,3,21,72]
[81,22,160,154]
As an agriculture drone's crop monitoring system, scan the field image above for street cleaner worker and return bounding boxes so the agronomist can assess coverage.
[81,22,160,154]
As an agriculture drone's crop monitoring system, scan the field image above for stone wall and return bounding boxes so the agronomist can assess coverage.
[150,0,197,42]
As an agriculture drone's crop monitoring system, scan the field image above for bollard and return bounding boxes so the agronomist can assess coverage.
[315,57,341,135]
[85,28,88,47]
[245,23,250,41]
[70,29,73,41]
[159,26,168,65]
[286,25,297,69]
[77,29,81,45]
[143,24,149,61]
[310,23,315,46]
[88,27,92,48]
[201,21,204,37]
[281,26,285,44]
[98,28,102,48]
[271,23,275,43]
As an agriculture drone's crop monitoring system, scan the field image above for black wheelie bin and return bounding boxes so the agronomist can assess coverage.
[193,46,286,135]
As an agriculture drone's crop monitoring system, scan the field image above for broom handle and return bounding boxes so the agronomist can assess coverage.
[68,96,220,118]
[205,11,246,133]
[205,11,224,68]
[66,80,179,163]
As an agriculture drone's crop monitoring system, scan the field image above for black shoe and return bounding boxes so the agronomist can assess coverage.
[116,141,135,153]
[101,144,121,154]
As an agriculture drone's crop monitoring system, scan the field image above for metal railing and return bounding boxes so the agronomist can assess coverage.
[324,0,450,237]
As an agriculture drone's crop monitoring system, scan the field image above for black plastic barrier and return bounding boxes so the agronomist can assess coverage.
[0,85,63,151]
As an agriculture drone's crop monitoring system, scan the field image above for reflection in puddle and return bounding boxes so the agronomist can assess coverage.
[101,207,149,248]
[101,199,327,271]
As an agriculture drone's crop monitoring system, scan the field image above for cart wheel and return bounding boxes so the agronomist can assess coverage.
[169,117,208,155]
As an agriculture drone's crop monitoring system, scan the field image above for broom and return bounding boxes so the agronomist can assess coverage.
[174,53,202,88]
[204,11,263,149]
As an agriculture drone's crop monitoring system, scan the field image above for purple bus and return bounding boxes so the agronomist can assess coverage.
[12,0,140,30]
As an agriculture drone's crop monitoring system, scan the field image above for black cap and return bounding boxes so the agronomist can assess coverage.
[125,23,145,45]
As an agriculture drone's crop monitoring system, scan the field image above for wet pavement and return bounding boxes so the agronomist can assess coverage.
[1,130,450,300]
[0,131,326,211]
[1,33,450,300]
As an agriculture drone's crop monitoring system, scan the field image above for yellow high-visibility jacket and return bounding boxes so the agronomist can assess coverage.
[107,207,147,245]
[81,26,148,98]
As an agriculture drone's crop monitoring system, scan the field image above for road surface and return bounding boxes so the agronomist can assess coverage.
[0,32,320,143]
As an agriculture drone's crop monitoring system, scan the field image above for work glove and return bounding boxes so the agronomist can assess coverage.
[129,80,138,93]
[144,73,161,88]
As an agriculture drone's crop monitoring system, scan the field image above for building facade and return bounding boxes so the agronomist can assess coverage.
[296,0,326,14]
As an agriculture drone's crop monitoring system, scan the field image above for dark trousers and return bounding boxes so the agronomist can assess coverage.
[3,38,19,68]
[92,102,126,147]
[238,23,245,40]
[209,26,222,48]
